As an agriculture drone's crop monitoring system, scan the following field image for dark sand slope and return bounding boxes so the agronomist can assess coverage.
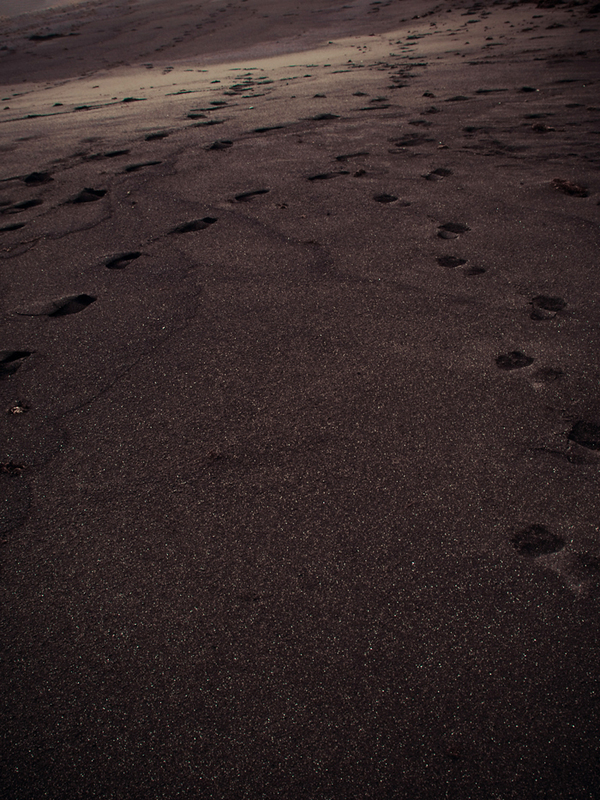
[2,0,600,798]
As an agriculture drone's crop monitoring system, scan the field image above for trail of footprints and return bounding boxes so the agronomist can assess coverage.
[3,16,599,591]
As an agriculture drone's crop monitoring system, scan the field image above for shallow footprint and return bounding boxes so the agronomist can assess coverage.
[307,171,349,181]
[530,295,566,320]
[169,217,217,234]
[124,161,162,173]
[105,251,142,269]
[17,295,96,317]
[511,524,565,557]
[234,189,270,202]
[496,351,534,370]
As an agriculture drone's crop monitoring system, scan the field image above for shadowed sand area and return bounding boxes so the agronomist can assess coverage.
[2,0,600,797]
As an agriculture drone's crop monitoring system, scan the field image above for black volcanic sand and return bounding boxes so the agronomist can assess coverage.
[2,0,600,798]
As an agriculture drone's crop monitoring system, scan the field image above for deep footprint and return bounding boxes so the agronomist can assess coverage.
[69,188,106,203]
[23,171,53,185]
[105,252,142,269]
[373,194,398,203]
[568,421,600,451]
[439,222,470,234]
[496,351,534,370]
[512,524,565,557]
[170,217,217,234]
[48,294,96,317]
[0,351,32,379]
[206,140,233,150]
[437,255,467,268]
[531,295,566,320]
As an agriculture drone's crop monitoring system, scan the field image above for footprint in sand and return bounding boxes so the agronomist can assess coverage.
[22,171,53,186]
[206,140,233,150]
[124,161,162,173]
[495,351,534,370]
[530,295,566,320]
[2,199,43,214]
[16,295,96,317]
[307,171,349,181]
[424,168,453,181]
[437,222,470,239]
[512,517,600,597]
[511,524,565,557]
[531,367,564,384]
[536,550,600,597]
[567,421,600,451]
[105,252,142,269]
[69,188,106,204]
[551,178,589,197]
[0,351,33,379]
[335,152,369,162]
[169,217,217,234]
[437,255,467,268]
[234,189,270,202]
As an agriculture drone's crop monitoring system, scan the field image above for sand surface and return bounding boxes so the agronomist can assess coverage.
[2,0,600,798]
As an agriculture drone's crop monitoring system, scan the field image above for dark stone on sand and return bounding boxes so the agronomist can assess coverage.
[207,140,233,150]
[495,351,534,370]
[373,194,398,203]
[312,113,339,120]
[145,132,169,141]
[446,95,469,101]
[511,524,565,557]
[170,218,217,234]
[520,86,538,92]
[568,421,600,451]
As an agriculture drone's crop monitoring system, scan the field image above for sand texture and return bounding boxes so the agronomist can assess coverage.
[2,0,600,797]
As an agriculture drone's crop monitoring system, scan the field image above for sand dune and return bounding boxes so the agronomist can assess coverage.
[2,1,600,798]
